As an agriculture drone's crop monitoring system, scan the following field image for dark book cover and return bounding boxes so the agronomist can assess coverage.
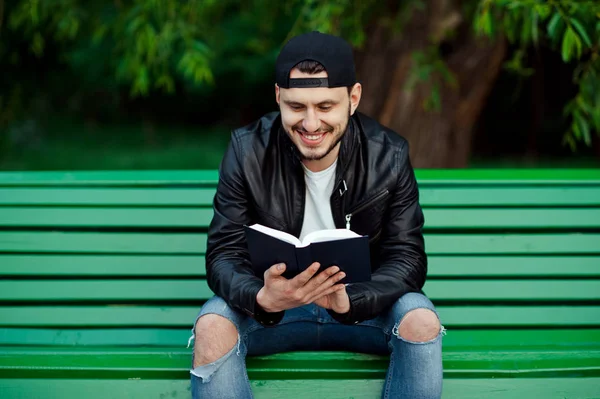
[244,226,371,284]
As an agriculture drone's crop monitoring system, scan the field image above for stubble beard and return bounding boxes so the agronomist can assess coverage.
[287,102,352,162]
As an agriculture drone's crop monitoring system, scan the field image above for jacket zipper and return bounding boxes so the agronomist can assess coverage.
[345,189,389,230]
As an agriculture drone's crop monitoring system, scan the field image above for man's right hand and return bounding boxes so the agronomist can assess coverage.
[256,262,346,313]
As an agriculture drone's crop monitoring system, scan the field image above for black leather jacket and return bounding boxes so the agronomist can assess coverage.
[206,111,427,326]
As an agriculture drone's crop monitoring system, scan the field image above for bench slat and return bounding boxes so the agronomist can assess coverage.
[1,378,599,399]
[0,280,599,301]
[428,256,600,277]
[419,187,600,206]
[1,232,599,254]
[423,208,600,228]
[2,187,600,206]
[0,188,216,205]
[0,347,598,379]
[0,207,214,227]
[0,306,597,326]
[2,255,599,277]
[2,328,598,348]
[1,169,599,185]
[0,232,207,253]
[0,255,206,276]
[0,170,220,185]
[2,207,600,228]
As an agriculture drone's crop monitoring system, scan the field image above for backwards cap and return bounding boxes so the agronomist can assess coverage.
[275,31,357,89]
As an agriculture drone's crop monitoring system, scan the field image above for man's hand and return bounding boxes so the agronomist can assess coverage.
[256,262,346,313]
[314,284,350,314]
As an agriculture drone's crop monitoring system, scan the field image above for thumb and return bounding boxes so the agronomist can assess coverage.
[266,263,286,279]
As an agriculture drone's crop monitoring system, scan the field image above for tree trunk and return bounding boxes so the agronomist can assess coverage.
[354,0,507,168]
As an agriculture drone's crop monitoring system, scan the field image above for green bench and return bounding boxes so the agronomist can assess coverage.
[0,169,599,398]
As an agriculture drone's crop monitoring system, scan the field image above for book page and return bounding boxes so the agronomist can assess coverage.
[247,224,302,247]
[302,228,361,246]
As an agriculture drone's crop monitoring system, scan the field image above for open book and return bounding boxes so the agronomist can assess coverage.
[244,224,371,283]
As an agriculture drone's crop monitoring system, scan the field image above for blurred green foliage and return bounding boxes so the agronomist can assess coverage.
[472,0,600,150]
[0,0,599,157]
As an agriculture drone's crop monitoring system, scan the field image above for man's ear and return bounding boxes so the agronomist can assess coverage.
[349,83,362,115]
[275,84,280,105]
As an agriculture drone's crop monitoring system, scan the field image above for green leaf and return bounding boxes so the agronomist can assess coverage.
[531,8,539,45]
[29,0,40,26]
[155,75,175,93]
[547,12,562,39]
[132,66,150,96]
[570,18,592,48]
[577,95,595,115]
[563,133,577,152]
[439,64,458,88]
[561,27,581,62]
[535,4,552,20]
[572,120,582,139]
[576,112,592,145]
[481,8,493,36]
[424,84,441,112]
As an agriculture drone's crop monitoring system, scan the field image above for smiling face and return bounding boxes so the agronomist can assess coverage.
[276,68,362,172]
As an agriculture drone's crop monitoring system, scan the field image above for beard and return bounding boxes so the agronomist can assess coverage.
[286,102,352,162]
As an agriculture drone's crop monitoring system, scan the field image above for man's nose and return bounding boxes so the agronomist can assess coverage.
[302,110,319,132]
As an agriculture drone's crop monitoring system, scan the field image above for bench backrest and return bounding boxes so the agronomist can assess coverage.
[1,169,599,350]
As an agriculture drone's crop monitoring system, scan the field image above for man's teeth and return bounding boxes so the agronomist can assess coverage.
[304,134,323,140]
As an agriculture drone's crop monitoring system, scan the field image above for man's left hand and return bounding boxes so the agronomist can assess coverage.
[314,283,350,314]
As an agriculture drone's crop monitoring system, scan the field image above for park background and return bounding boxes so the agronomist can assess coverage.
[1,0,599,171]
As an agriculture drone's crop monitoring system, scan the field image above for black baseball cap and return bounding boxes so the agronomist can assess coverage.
[275,31,357,89]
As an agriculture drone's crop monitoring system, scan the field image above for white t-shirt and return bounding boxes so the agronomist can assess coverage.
[299,160,337,242]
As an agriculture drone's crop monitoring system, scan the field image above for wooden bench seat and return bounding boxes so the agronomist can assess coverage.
[0,169,599,398]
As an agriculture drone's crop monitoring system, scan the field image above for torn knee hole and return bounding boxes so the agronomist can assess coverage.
[393,308,443,342]
[190,314,240,366]
[190,343,239,383]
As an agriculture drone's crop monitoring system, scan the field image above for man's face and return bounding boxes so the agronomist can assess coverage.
[276,69,361,163]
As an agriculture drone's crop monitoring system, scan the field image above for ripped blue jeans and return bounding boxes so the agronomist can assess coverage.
[188,292,445,399]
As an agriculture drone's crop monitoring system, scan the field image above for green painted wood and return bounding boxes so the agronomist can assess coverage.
[3,207,600,229]
[2,255,599,277]
[2,232,599,254]
[1,378,599,399]
[0,347,599,379]
[0,188,216,205]
[0,207,214,227]
[0,306,598,327]
[0,306,198,327]
[423,208,600,228]
[1,169,599,185]
[2,186,600,206]
[427,256,600,277]
[0,170,220,186]
[0,280,212,301]
[425,234,600,254]
[0,255,206,276]
[419,187,600,206]
[0,232,207,253]
[1,279,599,302]
[1,328,598,348]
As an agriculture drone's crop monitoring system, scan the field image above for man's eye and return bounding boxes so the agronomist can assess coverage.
[319,106,332,111]
[289,105,303,111]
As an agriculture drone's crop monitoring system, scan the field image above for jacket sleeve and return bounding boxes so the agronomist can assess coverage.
[205,133,284,326]
[328,141,427,324]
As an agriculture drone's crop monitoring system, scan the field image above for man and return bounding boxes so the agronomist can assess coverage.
[188,31,444,398]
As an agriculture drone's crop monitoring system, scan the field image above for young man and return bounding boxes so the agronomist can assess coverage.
[189,31,444,398]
